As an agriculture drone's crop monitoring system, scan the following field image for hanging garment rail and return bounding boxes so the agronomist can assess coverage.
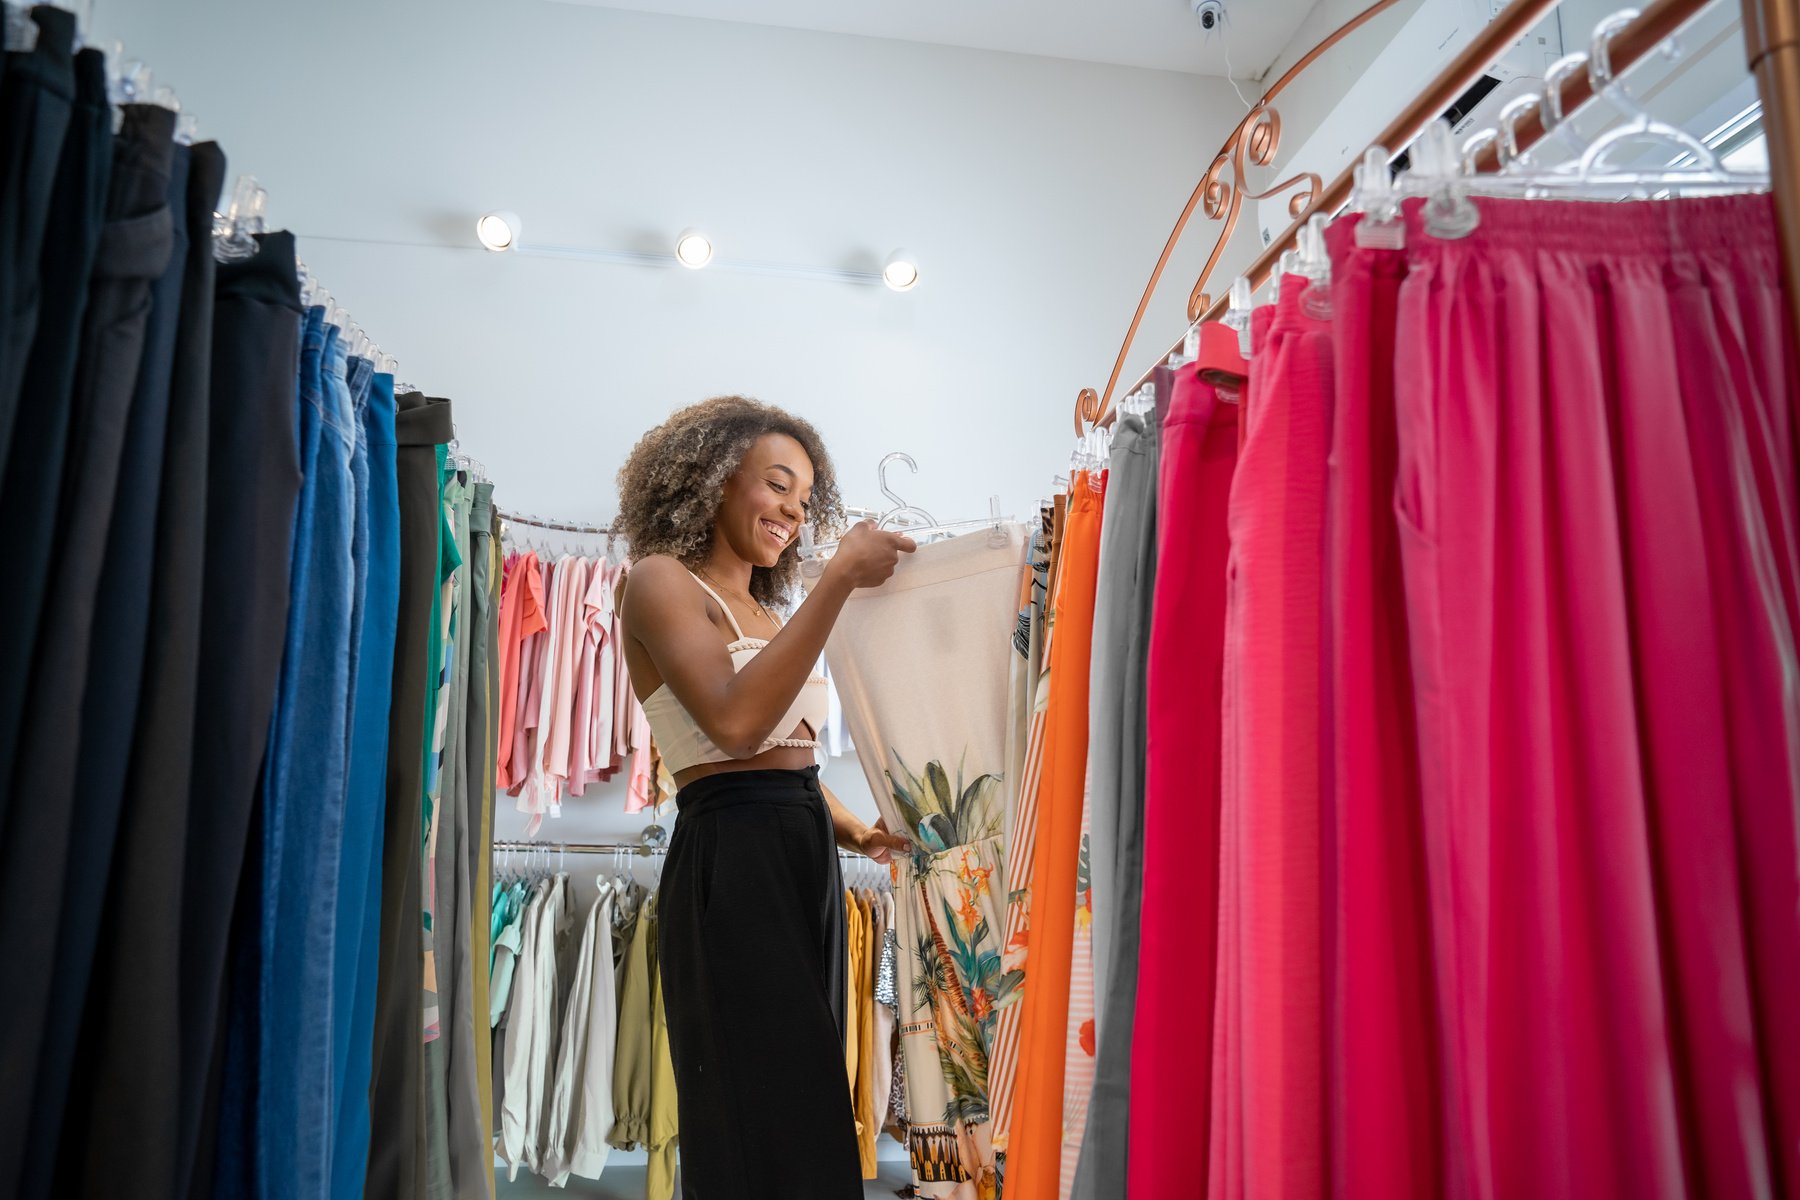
[492,839,887,864]
[1078,0,1800,432]
[496,509,617,536]
[493,840,663,854]
[497,506,885,538]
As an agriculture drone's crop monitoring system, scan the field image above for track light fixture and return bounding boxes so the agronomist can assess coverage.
[476,210,521,252]
[471,211,916,290]
[882,248,920,291]
[675,228,714,269]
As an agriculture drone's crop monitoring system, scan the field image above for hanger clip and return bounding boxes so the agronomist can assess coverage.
[1297,213,1334,321]
[1353,146,1407,250]
[213,174,265,263]
[1224,277,1255,359]
[1413,120,1481,240]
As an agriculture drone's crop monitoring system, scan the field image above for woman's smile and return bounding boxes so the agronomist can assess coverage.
[759,517,792,547]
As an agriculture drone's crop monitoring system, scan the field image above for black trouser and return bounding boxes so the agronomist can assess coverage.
[0,102,175,1200]
[0,42,108,833]
[18,132,195,1200]
[659,766,862,1200]
[366,391,454,1200]
[44,140,227,1200]
[173,229,304,1200]
[0,44,109,1185]
[0,4,76,459]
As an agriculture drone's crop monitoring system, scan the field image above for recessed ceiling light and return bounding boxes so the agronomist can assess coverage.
[675,228,714,269]
[882,248,919,291]
[476,210,521,252]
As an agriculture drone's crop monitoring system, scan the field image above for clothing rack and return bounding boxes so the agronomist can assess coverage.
[496,506,887,540]
[496,509,617,536]
[491,839,888,865]
[1078,0,1800,431]
[494,840,663,854]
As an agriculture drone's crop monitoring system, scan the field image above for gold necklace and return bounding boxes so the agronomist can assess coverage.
[700,568,775,628]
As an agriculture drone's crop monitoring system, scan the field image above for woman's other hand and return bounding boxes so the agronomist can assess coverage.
[826,521,916,590]
[855,817,913,865]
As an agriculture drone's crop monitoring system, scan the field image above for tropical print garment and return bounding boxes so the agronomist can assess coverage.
[423,464,467,1041]
[888,755,1012,1197]
[810,523,1030,1196]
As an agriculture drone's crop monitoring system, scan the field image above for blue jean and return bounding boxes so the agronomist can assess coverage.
[327,354,372,1195]
[330,369,400,1200]
[258,309,357,1200]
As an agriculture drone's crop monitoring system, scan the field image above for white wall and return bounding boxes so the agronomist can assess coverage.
[100,0,1242,526]
[96,0,1244,837]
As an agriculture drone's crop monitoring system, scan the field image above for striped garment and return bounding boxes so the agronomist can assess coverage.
[988,511,1055,1151]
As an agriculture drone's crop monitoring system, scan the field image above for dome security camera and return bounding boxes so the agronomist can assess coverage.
[1193,0,1224,32]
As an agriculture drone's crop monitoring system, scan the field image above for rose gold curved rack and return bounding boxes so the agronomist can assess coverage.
[1077,0,1800,434]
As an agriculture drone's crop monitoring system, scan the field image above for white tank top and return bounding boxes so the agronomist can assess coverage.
[639,570,827,774]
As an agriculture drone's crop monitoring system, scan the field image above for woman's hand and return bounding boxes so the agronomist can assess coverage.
[826,521,916,590]
[854,817,913,865]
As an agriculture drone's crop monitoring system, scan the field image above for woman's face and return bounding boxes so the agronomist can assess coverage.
[716,432,815,569]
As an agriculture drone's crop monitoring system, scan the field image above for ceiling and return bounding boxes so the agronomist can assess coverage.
[546,0,1323,76]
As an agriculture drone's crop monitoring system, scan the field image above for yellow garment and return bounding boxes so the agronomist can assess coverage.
[609,894,681,1200]
[855,890,879,1179]
[845,890,864,1096]
[653,746,678,812]
[647,902,680,1200]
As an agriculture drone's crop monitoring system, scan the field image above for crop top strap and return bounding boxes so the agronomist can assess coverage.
[685,570,747,641]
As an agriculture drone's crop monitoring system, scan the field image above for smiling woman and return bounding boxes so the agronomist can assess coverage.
[613,395,917,1199]
[614,395,843,607]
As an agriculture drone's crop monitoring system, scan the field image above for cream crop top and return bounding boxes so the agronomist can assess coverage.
[639,571,828,774]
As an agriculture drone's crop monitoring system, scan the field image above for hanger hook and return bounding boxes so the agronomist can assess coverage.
[1460,128,1502,177]
[1542,52,1588,132]
[874,451,938,532]
[877,451,918,512]
[1589,10,1645,120]
[1495,95,1541,168]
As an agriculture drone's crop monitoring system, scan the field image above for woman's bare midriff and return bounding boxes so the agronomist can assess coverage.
[671,723,820,790]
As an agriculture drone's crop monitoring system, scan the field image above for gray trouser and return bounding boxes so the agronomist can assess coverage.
[1072,412,1160,1200]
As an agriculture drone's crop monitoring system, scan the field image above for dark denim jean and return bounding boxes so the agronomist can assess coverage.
[330,365,399,1200]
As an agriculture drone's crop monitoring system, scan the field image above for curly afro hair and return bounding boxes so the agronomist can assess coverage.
[615,395,845,607]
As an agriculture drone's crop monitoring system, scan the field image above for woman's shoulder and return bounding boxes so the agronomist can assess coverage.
[619,555,698,613]
[626,554,694,585]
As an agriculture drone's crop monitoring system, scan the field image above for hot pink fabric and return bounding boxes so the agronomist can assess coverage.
[509,557,555,798]
[495,552,523,786]
[501,552,546,793]
[1391,194,1799,1197]
[1129,365,1238,1198]
[1322,219,1440,1197]
[1212,284,1332,1200]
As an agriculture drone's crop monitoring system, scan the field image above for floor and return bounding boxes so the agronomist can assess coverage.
[494,1160,915,1198]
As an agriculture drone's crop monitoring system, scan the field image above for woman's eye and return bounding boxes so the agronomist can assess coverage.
[769,481,787,494]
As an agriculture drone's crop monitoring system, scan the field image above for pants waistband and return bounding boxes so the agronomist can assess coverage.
[675,765,823,816]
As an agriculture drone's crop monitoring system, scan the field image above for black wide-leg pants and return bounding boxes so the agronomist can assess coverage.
[658,765,861,1199]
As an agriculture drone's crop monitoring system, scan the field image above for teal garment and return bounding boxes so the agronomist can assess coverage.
[489,880,509,949]
[422,463,465,1200]
[490,882,525,970]
[489,884,532,1027]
